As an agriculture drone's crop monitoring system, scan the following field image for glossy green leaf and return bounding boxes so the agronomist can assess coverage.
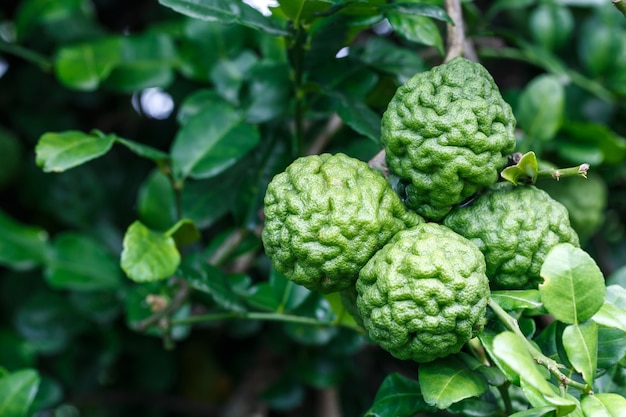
[520,379,580,416]
[324,292,359,329]
[269,269,311,313]
[335,93,381,143]
[380,3,452,23]
[0,210,49,270]
[597,326,626,369]
[592,301,626,333]
[243,62,291,123]
[44,233,123,291]
[114,137,170,163]
[578,13,623,77]
[539,243,606,324]
[180,173,240,229]
[492,332,551,390]
[137,170,177,231]
[278,0,334,22]
[164,219,200,247]
[170,105,260,180]
[176,89,230,125]
[35,130,115,173]
[606,284,626,309]
[479,330,520,385]
[181,262,246,313]
[446,398,501,417]
[457,352,507,387]
[516,75,564,142]
[386,12,443,55]
[355,36,425,83]
[104,33,176,92]
[419,355,488,409]
[54,37,122,90]
[0,369,40,417]
[120,221,180,282]
[15,0,95,40]
[490,290,543,311]
[365,373,435,417]
[509,406,556,417]
[158,0,289,36]
[581,393,626,417]
[210,51,258,105]
[562,321,598,386]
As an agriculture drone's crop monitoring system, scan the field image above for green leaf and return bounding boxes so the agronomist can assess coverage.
[380,3,452,23]
[35,130,115,172]
[562,321,598,386]
[592,301,626,333]
[170,105,260,180]
[324,292,359,329]
[539,243,606,324]
[597,326,626,369]
[457,352,507,387]
[556,122,626,165]
[44,233,123,291]
[114,137,170,163]
[529,4,574,52]
[278,0,335,22]
[104,33,176,92]
[243,62,291,123]
[210,50,258,105]
[164,219,200,247]
[509,407,556,417]
[158,0,289,36]
[0,210,49,270]
[269,269,311,313]
[581,393,626,417]
[418,355,488,409]
[479,330,520,385]
[177,89,229,125]
[500,151,540,185]
[365,373,435,417]
[120,221,180,282]
[54,37,122,90]
[137,170,177,231]
[0,369,40,417]
[490,289,543,311]
[386,12,443,55]
[181,172,240,229]
[492,332,551,390]
[334,93,381,143]
[181,262,247,313]
[516,75,564,143]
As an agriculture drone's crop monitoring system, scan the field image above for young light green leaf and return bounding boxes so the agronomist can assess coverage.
[539,243,606,324]
[44,233,123,291]
[606,284,626,309]
[0,210,49,270]
[516,75,564,143]
[479,330,520,385]
[170,106,260,180]
[35,130,115,173]
[501,151,540,185]
[121,221,180,282]
[562,321,598,386]
[581,393,626,417]
[492,332,554,394]
[519,376,578,415]
[365,372,435,417]
[418,355,488,409]
[490,289,543,311]
[158,0,289,36]
[0,369,40,417]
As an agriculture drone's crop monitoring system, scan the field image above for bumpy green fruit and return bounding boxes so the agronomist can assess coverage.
[444,183,580,289]
[381,57,516,220]
[262,153,422,293]
[356,223,489,363]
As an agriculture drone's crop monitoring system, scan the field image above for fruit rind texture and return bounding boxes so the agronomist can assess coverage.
[262,153,422,293]
[381,57,516,220]
[356,223,490,363]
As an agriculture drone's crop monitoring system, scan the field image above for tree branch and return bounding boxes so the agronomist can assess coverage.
[444,0,465,62]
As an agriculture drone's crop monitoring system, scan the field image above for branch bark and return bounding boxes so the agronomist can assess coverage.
[444,0,477,62]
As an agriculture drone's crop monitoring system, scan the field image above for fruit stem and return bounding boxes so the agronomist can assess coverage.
[537,163,589,181]
[487,298,593,394]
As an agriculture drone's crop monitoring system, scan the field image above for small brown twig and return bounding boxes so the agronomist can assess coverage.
[306,113,344,156]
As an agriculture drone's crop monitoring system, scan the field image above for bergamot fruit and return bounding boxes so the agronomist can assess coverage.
[356,223,489,363]
[381,57,516,220]
[443,182,580,289]
[262,153,422,293]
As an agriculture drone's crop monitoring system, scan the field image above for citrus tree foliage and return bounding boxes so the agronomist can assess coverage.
[0,0,625,416]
